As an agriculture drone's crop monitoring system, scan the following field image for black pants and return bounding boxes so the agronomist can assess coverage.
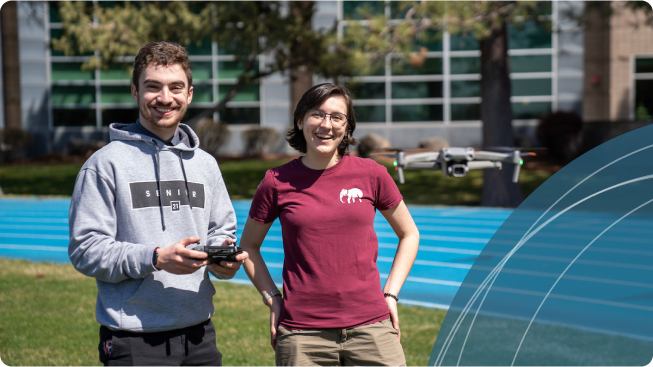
[99,319,222,366]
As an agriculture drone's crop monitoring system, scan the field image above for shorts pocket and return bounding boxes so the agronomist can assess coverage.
[381,318,400,335]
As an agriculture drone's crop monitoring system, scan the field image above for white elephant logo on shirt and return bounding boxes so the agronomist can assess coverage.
[340,188,363,203]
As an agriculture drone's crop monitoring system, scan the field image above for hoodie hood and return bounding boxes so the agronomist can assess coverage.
[109,122,201,231]
[109,122,200,152]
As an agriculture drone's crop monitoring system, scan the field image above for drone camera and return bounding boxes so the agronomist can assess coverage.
[448,164,469,177]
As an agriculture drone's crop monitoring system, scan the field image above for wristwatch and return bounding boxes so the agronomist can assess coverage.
[262,289,282,304]
[152,247,160,268]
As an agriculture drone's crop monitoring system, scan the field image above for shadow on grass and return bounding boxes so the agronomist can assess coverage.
[0,258,445,366]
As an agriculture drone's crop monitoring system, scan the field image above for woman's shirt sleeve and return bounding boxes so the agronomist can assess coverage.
[373,163,403,210]
[249,169,280,223]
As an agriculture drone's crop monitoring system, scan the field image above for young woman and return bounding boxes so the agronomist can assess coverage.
[241,83,419,366]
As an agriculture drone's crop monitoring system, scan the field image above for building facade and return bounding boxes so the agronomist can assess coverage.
[1,1,651,156]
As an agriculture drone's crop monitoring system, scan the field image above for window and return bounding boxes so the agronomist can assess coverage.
[392,82,442,99]
[392,105,443,122]
[634,56,653,120]
[48,1,263,127]
[391,58,442,75]
[348,83,385,100]
[354,105,386,122]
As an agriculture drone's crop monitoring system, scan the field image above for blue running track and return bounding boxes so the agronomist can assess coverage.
[0,198,511,310]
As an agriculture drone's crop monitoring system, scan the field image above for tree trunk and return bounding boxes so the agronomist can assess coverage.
[583,1,611,122]
[479,22,522,207]
[289,1,315,121]
[1,1,22,130]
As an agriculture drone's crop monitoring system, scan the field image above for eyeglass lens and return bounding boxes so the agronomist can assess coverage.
[308,109,347,126]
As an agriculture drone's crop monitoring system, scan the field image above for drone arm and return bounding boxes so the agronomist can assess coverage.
[405,162,442,170]
[467,161,502,170]
[403,152,442,163]
[473,151,511,161]
[396,151,405,184]
[511,150,521,183]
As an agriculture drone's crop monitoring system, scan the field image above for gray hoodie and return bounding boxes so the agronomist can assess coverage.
[69,122,237,332]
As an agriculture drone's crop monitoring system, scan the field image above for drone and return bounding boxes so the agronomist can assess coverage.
[374,147,536,184]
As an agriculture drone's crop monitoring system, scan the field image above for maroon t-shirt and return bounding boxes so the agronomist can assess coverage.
[249,155,403,329]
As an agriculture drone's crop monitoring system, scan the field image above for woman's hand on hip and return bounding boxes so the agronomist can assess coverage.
[385,296,401,341]
[269,298,283,350]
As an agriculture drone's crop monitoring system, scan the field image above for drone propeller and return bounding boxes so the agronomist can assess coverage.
[369,148,428,159]
[486,146,545,153]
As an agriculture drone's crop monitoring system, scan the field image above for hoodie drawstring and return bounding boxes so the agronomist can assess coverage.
[178,151,193,210]
[153,144,166,231]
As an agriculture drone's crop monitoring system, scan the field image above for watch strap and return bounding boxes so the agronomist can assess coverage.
[262,289,282,304]
[153,247,160,268]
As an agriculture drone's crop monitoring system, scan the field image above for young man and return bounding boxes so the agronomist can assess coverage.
[68,42,247,366]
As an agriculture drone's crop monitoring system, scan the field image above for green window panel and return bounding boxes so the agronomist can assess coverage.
[50,29,64,57]
[451,103,481,121]
[635,58,653,74]
[100,86,135,104]
[49,2,62,23]
[635,80,653,120]
[353,60,385,77]
[451,80,480,98]
[217,61,259,79]
[348,82,385,99]
[392,104,443,122]
[192,85,213,103]
[52,108,96,127]
[344,1,385,20]
[511,79,552,96]
[390,1,413,19]
[50,1,94,23]
[50,29,94,57]
[392,58,442,75]
[450,33,479,51]
[415,29,443,52]
[221,107,260,124]
[451,57,480,74]
[510,55,552,73]
[191,62,212,81]
[218,84,260,102]
[100,64,132,81]
[536,2,553,15]
[218,43,240,56]
[392,82,442,99]
[102,108,139,126]
[512,101,551,119]
[52,86,96,105]
[508,21,552,49]
[354,105,386,122]
[187,39,212,56]
[52,63,95,81]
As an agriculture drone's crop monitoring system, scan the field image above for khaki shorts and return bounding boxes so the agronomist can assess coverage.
[275,318,406,366]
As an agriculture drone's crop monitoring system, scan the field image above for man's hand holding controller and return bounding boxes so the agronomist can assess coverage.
[154,237,249,277]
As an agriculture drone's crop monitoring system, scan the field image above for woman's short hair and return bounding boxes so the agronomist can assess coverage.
[132,42,192,91]
[287,83,358,156]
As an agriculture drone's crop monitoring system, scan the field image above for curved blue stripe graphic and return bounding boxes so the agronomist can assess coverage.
[430,124,653,366]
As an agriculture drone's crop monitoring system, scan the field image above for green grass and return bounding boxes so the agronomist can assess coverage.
[0,258,445,366]
[0,159,552,205]
[0,163,85,196]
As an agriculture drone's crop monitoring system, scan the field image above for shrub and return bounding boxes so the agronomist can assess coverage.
[241,127,280,157]
[196,118,231,156]
[0,128,34,162]
[419,136,449,151]
[357,133,389,158]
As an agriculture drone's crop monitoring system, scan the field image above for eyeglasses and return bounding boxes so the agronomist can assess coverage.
[306,109,348,127]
